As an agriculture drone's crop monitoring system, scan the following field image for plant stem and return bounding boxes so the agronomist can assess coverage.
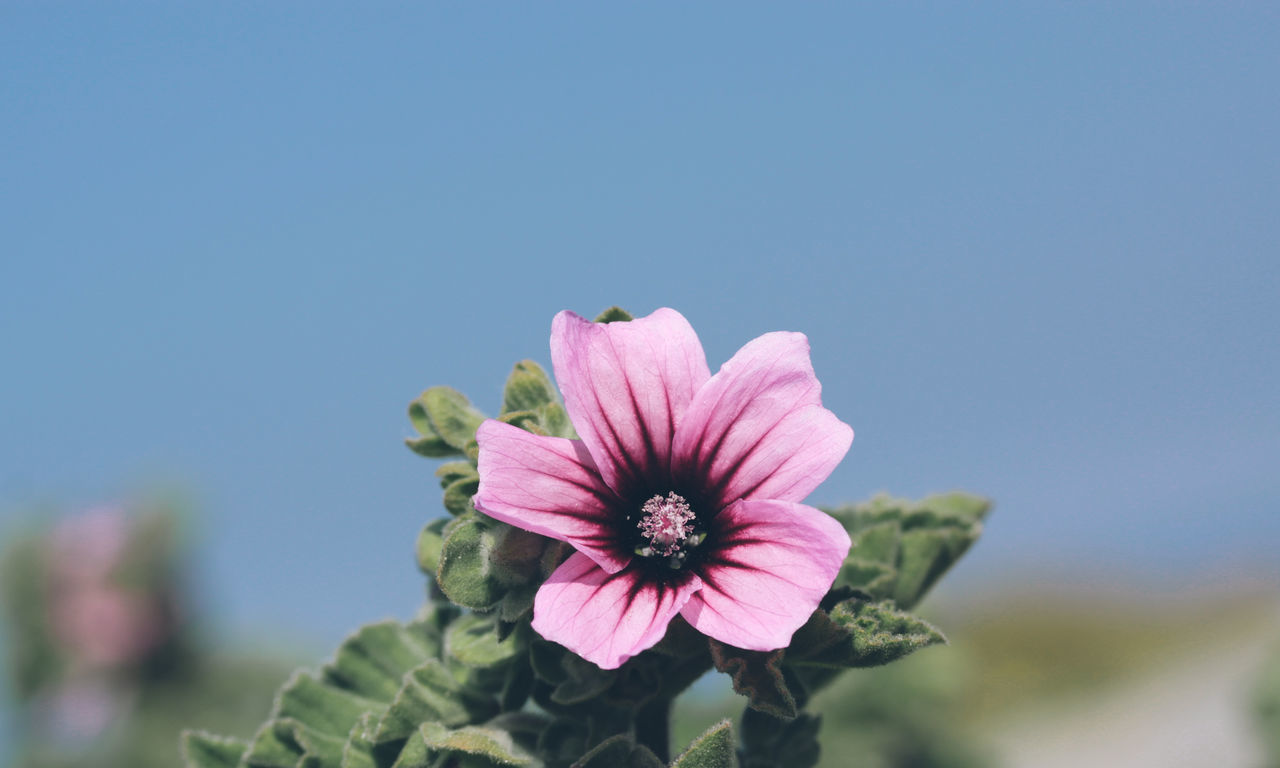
[635,696,673,763]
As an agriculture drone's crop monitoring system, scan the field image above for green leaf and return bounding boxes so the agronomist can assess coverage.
[498,409,550,436]
[570,734,664,768]
[502,360,559,415]
[275,672,386,741]
[442,475,480,516]
[415,721,542,767]
[181,731,248,768]
[796,598,945,669]
[244,718,307,768]
[445,613,527,693]
[847,521,900,564]
[373,659,499,742]
[416,518,449,576]
[892,527,976,609]
[323,620,439,703]
[671,720,738,768]
[709,642,796,720]
[834,558,896,599]
[340,713,379,768]
[405,433,459,458]
[593,306,633,323]
[535,402,575,438]
[822,492,990,610]
[410,387,488,452]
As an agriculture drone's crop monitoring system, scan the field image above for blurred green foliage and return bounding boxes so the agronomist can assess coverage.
[1,506,297,768]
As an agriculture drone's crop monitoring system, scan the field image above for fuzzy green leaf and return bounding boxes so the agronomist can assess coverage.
[181,731,248,768]
[415,721,542,767]
[275,672,386,741]
[445,613,527,694]
[593,306,633,323]
[374,659,499,743]
[405,434,459,458]
[502,360,558,415]
[570,735,664,768]
[323,620,438,703]
[814,598,945,668]
[893,527,976,609]
[410,387,487,452]
[823,492,990,610]
[709,642,796,720]
[671,720,738,768]
[442,475,480,516]
[416,518,449,577]
[244,718,307,768]
[340,713,379,768]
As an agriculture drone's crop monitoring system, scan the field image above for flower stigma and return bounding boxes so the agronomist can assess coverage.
[636,492,703,566]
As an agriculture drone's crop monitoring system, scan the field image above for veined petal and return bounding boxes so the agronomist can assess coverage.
[672,331,852,507]
[533,552,703,669]
[551,309,711,497]
[474,419,630,573]
[681,499,851,651]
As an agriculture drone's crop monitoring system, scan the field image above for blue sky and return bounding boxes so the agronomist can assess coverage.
[2,3,1277,657]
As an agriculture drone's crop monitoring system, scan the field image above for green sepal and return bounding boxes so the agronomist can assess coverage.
[409,387,488,454]
[502,360,559,415]
[593,307,633,323]
[436,514,508,610]
[671,720,738,768]
[181,730,248,768]
[373,659,499,743]
[570,734,663,768]
[787,598,944,670]
[417,518,449,576]
[709,642,796,720]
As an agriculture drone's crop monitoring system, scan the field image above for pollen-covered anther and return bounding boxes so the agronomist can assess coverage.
[638,492,696,557]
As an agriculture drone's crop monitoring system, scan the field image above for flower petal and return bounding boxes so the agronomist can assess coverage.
[681,499,851,651]
[551,308,711,497]
[671,331,853,507]
[533,552,703,669]
[474,419,631,573]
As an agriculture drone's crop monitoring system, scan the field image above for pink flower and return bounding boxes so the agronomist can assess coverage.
[475,309,853,669]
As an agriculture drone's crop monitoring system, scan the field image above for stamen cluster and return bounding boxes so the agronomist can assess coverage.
[637,492,696,558]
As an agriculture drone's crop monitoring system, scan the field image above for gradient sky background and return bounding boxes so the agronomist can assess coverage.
[2,1,1277,676]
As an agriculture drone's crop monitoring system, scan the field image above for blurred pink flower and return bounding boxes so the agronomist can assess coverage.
[475,308,853,669]
[46,508,167,669]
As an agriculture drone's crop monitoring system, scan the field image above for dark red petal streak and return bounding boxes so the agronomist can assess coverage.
[474,419,630,573]
[550,309,711,497]
[533,552,703,669]
[681,499,851,651]
[671,332,853,508]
